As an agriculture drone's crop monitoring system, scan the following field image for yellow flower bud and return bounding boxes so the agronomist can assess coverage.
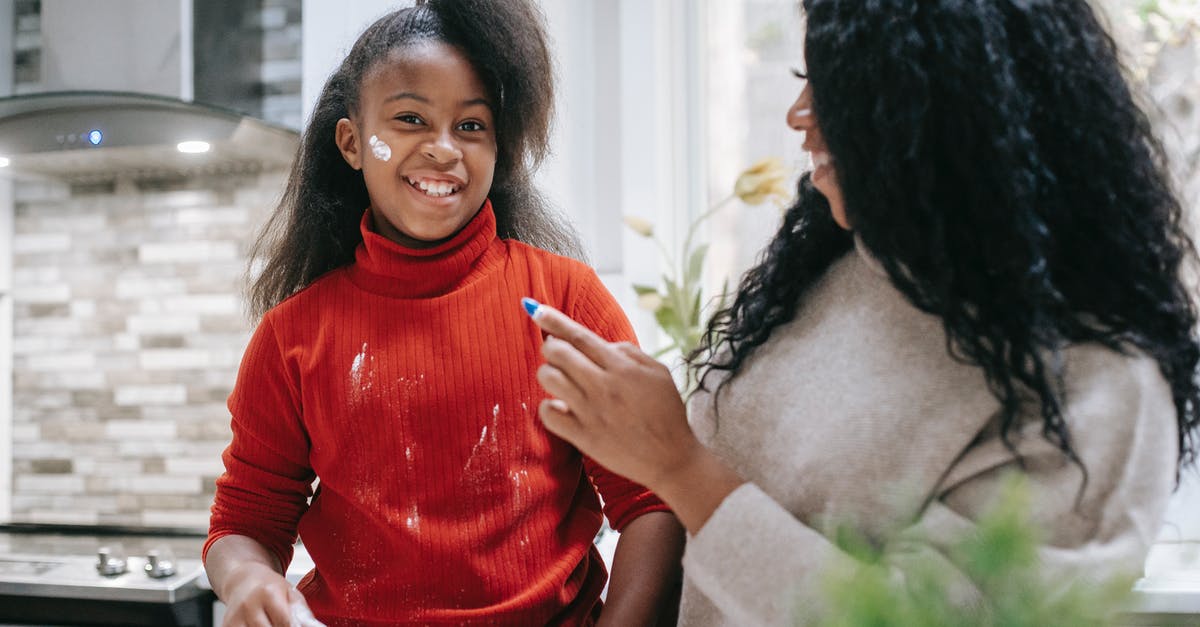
[734,157,791,206]
[622,215,656,238]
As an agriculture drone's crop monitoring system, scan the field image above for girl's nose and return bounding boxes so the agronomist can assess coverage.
[422,135,462,163]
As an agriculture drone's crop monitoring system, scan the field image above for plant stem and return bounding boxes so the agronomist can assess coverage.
[680,194,737,272]
[652,236,677,282]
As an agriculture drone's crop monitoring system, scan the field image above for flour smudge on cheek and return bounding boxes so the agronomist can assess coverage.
[368,134,392,162]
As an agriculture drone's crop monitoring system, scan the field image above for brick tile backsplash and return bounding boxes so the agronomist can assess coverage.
[13,233,71,254]
[11,171,287,528]
[113,385,188,407]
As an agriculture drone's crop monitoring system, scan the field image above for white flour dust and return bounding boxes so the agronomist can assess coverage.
[349,342,376,402]
[368,135,392,162]
[462,403,502,479]
[405,503,420,532]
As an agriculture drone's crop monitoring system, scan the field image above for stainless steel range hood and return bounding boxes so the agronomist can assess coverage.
[0,91,299,183]
[0,0,301,183]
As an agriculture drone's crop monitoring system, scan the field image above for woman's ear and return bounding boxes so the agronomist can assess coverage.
[335,118,362,170]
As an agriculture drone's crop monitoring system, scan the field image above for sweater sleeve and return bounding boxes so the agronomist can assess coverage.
[681,349,1178,624]
[204,314,316,571]
[569,269,671,531]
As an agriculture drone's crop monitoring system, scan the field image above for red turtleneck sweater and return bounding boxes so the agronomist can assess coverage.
[205,202,667,626]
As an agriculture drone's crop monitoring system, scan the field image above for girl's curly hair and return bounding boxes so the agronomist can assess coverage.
[247,0,581,319]
[692,0,1200,475]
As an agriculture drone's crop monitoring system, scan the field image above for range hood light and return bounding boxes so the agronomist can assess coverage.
[0,157,9,168]
[0,92,300,179]
[176,140,211,154]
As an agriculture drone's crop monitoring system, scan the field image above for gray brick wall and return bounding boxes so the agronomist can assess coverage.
[10,171,286,528]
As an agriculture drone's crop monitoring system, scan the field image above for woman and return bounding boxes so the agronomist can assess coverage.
[524,0,1200,624]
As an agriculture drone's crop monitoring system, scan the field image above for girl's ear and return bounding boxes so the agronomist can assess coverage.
[335,118,363,170]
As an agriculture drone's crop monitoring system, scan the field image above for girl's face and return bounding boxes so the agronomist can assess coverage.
[787,83,849,230]
[336,41,497,248]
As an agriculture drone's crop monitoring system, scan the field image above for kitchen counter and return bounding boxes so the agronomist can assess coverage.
[1123,541,1200,624]
[204,536,1200,624]
[7,524,1181,625]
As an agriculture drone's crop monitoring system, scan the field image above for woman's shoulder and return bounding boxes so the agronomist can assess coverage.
[1058,342,1175,433]
[1060,342,1170,405]
[1041,342,1179,483]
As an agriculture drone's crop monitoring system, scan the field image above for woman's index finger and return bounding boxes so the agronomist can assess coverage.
[522,297,616,369]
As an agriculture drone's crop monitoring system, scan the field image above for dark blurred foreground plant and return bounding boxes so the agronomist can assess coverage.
[813,475,1136,627]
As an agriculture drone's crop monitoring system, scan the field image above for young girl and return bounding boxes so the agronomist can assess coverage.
[203,1,684,625]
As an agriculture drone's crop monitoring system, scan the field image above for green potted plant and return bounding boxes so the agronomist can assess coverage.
[816,476,1135,626]
[624,157,793,393]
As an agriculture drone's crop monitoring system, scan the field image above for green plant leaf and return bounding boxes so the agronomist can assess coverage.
[685,243,710,287]
[663,277,690,325]
[632,283,660,296]
[655,305,686,344]
[813,474,1134,627]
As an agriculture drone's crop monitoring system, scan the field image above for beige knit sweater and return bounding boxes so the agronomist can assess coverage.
[678,241,1179,626]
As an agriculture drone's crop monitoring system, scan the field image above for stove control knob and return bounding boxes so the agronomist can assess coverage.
[95,547,128,576]
[144,550,176,578]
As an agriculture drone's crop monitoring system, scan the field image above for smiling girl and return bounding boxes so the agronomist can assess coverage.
[202,2,683,625]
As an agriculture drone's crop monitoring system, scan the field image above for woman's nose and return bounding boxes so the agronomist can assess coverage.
[787,86,815,131]
[787,97,814,131]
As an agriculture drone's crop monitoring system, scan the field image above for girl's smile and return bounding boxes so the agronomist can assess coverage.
[336,41,497,248]
[403,173,464,198]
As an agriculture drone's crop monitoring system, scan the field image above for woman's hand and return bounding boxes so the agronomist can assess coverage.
[220,562,323,627]
[525,299,745,533]
[525,300,704,492]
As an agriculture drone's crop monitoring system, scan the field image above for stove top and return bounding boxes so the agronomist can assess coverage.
[0,525,210,604]
[0,552,208,603]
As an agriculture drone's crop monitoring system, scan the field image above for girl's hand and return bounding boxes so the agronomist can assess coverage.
[526,301,704,492]
[220,562,324,627]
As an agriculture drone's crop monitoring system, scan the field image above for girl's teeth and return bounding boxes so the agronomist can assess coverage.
[410,178,458,197]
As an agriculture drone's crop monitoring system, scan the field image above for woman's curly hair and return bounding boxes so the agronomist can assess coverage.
[247,0,582,319]
[692,0,1200,475]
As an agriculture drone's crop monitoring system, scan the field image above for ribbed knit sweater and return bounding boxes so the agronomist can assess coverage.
[205,201,667,626]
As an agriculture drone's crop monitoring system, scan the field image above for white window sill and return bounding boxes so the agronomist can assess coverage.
[1127,541,1200,617]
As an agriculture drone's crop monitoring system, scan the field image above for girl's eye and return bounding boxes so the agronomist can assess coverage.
[459,120,486,132]
[791,67,808,80]
[396,114,424,125]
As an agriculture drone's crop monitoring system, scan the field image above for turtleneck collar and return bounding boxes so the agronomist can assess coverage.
[347,199,503,298]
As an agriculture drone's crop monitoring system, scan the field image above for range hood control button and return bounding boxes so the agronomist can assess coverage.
[144,550,176,578]
[95,547,128,576]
